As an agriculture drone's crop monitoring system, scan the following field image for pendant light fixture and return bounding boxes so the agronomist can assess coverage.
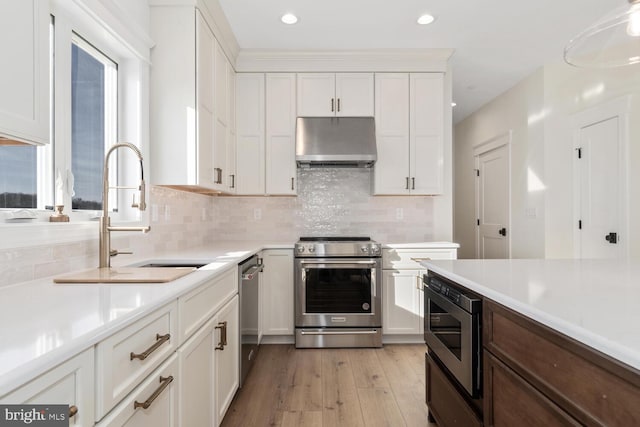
[564,0,640,68]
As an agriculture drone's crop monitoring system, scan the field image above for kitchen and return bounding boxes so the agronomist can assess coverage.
[1,0,639,426]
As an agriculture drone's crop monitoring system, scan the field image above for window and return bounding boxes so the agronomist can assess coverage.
[0,145,37,208]
[70,36,117,211]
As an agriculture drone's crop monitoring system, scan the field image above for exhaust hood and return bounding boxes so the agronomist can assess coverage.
[295,117,377,168]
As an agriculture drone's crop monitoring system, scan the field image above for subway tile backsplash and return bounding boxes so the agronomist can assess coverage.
[0,168,438,287]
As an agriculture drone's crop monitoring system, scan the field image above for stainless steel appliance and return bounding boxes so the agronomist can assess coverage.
[239,254,263,386]
[424,272,482,398]
[295,117,377,168]
[294,237,382,348]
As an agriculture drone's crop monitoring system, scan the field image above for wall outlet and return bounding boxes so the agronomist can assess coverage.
[151,204,158,222]
[525,207,537,218]
[254,208,262,220]
[396,208,404,220]
[164,205,171,221]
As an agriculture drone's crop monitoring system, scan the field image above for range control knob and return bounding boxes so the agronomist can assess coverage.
[361,246,369,253]
[308,245,316,253]
[371,245,381,254]
[296,246,305,253]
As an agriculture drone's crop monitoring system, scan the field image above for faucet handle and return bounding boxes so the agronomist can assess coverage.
[110,249,133,257]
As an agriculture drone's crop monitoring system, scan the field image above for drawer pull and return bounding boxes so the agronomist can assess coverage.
[68,405,78,418]
[130,333,171,361]
[133,375,174,410]
[215,321,227,350]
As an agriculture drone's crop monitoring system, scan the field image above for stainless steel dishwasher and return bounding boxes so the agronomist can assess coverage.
[238,254,263,387]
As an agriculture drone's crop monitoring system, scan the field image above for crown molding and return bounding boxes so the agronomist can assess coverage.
[235,49,454,73]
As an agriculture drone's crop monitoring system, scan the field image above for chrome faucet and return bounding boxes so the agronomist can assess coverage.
[99,142,151,268]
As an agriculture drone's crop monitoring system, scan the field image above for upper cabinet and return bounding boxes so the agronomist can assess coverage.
[0,0,49,145]
[150,6,235,193]
[297,73,374,117]
[373,73,445,195]
[236,73,265,195]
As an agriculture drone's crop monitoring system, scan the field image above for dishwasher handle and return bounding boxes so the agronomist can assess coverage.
[242,264,264,280]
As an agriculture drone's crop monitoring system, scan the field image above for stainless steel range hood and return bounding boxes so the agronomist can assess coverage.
[295,117,377,168]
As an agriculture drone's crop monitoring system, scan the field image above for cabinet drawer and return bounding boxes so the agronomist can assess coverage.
[382,248,457,269]
[96,353,178,427]
[484,351,580,427]
[1,348,94,426]
[426,352,482,427]
[96,302,177,420]
[178,266,237,344]
[484,300,640,426]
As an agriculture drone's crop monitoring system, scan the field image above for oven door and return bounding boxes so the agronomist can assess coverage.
[295,258,381,328]
[424,285,481,398]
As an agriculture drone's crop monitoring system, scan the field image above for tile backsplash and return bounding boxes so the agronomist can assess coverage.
[0,168,440,286]
[211,168,436,242]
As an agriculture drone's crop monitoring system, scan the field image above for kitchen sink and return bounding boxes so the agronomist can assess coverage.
[138,262,208,268]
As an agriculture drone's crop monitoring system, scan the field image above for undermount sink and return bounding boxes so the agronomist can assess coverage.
[53,266,199,284]
[137,262,208,268]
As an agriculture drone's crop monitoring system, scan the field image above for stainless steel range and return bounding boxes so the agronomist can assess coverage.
[294,237,382,348]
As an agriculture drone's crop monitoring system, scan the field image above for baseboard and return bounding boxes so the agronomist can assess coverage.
[382,334,427,345]
[260,335,295,345]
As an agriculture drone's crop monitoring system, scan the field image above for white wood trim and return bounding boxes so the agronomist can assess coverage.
[235,49,453,72]
[571,96,630,259]
[474,131,512,259]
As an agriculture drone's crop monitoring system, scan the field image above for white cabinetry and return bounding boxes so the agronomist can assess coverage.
[0,348,94,426]
[213,295,239,425]
[266,74,297,195]
[0,0,49,145]
[373,73,445,195]
[297,73,373,117]
[382,247,457,339]
[226,65,237,194]
[261,249,294,336]
[213,40,229,191]
[236,73,265,195]
[96,355,179,427]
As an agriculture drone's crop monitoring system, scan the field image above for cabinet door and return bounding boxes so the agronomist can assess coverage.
[335,73,374,117]
[410,73,444,195]
[96,355,179,427]
[196,11,216,188]
[178,319,215,427]
[0,0,49,145]
[266,73,297,195]
[213,40,228,190]
[261,249,294,335]
[214,295,239,426]
[373,73,410,195]
[382,270,423,335]
[1,348,94,426]
[296,73,335,116]
[236,73,265,195]
[226,66,237,194]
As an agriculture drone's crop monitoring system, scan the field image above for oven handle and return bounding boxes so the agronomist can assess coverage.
[299,330,379,335]
[299,260,377,266]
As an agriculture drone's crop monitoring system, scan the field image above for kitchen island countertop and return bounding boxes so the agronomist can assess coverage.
[421,258,640,372]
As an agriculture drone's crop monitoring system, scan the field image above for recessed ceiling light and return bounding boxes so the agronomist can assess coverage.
[417,14,436,25]
[281,13,298,25]
[451,102,457,107]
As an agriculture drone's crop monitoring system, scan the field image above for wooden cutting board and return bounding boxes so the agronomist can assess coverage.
[54,267,196,284]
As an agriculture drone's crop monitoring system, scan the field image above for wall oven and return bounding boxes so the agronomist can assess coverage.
[424,272,482,398]
[295,237,382,348]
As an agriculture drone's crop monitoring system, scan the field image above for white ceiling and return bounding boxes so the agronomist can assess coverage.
[217,0,622,123]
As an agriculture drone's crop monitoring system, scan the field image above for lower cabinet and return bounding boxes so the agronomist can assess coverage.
[261,249,294,336]
[96,354,179,427]
[382,269,423,335]
[214,295,239,425]
[0,348,95,426]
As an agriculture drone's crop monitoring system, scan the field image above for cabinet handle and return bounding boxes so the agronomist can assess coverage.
[133,376,174,410]
[130,333,171,361]
[215,321,227,350]
[337,98,341,112]
[291,177,295,191]
[331,98,335,112]
[230,174,235,189]
[68,405,78,418]
[405,177,409,189]
[214,168,222,184]
[412,177,415,190]
[416,275,423,291]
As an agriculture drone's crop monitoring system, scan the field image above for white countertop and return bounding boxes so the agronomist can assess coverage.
[0,241,293,396]
[422,259,640,372]
[383,241,460,249]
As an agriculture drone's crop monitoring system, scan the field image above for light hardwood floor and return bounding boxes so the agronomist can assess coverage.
[222,344,437,427]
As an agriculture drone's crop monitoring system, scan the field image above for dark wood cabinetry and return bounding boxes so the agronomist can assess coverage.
[484,300,640,427]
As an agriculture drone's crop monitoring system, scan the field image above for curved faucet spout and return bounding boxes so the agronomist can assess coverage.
[99,142,149,268]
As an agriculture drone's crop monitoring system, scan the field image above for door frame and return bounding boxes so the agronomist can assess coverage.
[473,131,512,259]
[571,96,630,259]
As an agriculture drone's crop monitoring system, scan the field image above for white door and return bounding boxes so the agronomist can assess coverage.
[382,270,423,335]
[577,117,621,258]
[296,73,336,116]
[335,73,374,116]
[214,296,239,425]
[476,143,509,259]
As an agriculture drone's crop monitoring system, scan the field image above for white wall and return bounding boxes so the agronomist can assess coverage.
[454,60,640,259]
